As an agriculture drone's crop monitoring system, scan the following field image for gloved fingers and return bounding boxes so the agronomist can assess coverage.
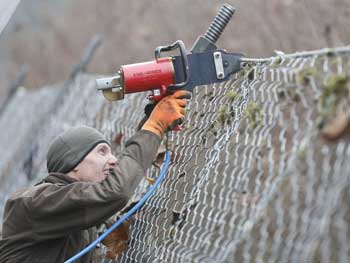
[168,117,184,130]
[175,99,188,107]
[179,107,186,115]
[171,90,192,100]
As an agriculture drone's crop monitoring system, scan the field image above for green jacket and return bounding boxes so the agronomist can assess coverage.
[0,130,161,263]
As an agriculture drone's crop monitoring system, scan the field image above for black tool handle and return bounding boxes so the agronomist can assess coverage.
[204,4,235,44]
[191,4,235,53]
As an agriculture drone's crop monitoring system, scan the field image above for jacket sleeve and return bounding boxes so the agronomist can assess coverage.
[25,130,161,240]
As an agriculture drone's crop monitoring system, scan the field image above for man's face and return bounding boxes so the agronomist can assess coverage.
[72,143,117,182]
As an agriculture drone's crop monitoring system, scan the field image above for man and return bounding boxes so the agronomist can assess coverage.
[0,90,190,263]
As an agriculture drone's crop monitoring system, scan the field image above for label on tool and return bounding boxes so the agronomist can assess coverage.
[122,57,175,94]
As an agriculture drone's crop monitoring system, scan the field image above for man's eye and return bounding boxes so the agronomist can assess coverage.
[99,148,106,154]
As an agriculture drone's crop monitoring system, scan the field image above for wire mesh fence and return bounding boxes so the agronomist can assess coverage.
[0,47,349,262]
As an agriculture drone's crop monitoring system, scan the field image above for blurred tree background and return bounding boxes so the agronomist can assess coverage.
[0,0,349,101]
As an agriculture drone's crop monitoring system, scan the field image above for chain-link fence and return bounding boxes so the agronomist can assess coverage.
[0,46,349,262]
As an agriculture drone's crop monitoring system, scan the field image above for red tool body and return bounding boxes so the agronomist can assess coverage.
[122,57,174,93]
[121,57,175,101]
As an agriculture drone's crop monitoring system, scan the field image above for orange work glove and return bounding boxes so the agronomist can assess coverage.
[142,90,191,137]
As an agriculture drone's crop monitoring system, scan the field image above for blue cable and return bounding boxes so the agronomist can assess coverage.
[65,150,172,263]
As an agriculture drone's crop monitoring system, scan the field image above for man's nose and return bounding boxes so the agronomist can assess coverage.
[108,154,118,166]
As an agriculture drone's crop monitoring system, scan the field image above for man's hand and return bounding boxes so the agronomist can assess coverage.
[142,90,191,137]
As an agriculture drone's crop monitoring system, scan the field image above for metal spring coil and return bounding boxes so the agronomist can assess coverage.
[204,4,235,44]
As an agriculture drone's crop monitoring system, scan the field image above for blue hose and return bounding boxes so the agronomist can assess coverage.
[65,150,172,263]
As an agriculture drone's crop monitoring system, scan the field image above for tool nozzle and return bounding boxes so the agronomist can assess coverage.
[96,75,125,101]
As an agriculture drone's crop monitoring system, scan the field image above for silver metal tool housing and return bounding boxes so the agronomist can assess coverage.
[96,75,125,101]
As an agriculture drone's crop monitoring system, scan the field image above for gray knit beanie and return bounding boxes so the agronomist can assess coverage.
[47,126,110,173]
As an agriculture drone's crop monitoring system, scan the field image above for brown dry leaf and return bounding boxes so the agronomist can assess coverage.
[321,110,350,140]
[152,142,175,168]
[145,176,156,185]
[102,219,130,260]
[147,142,176,185]
[114,132,123,145]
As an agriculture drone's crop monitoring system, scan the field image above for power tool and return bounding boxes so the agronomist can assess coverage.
[96,4,242,128]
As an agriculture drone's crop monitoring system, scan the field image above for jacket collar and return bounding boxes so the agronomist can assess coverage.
[35,172,78,186]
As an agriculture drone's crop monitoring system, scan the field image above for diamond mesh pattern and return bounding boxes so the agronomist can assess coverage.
[0,48,349,263]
